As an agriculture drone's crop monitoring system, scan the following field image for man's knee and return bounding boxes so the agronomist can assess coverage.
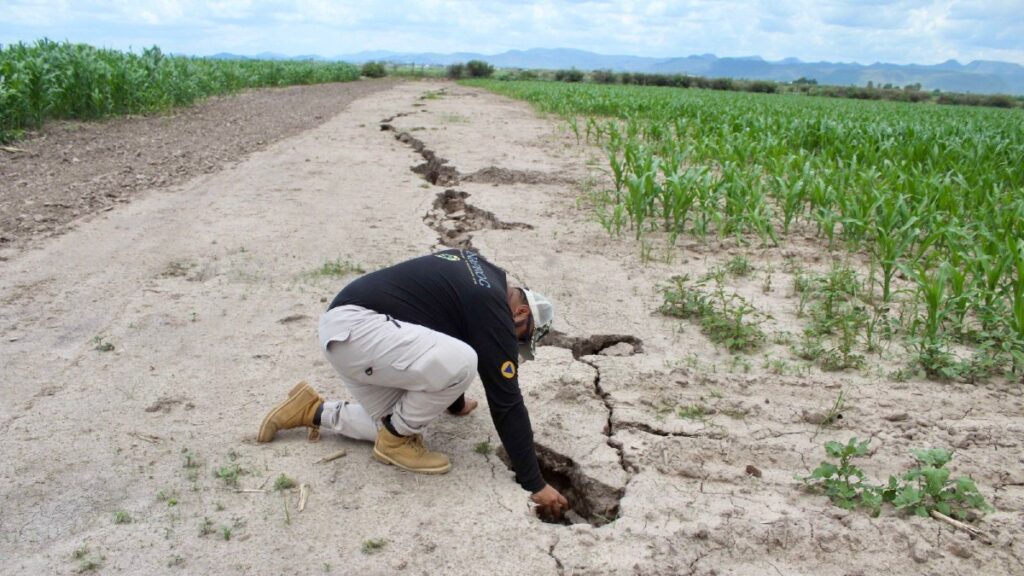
[422,338,477,393]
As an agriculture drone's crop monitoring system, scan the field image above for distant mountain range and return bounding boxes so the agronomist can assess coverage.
[206,48,1024,95]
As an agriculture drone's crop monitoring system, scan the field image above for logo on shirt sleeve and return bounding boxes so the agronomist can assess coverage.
[500,360,516,379]
[434,253,461,262]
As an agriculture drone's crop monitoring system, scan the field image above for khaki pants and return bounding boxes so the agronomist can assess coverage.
[318,305,477,437]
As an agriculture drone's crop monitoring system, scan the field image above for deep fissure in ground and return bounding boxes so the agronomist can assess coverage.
[540,331,644,359]
[426,189,533,249]
[513,334,644,526]
[381,119,534,249]
[384,111,633,527]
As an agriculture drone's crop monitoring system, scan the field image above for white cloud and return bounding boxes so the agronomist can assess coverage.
[0,0,1021,64]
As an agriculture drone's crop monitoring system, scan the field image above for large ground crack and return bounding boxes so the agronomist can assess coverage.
[380,119,534,249]
[425,189,533,249]
[500,333,644,527]
[540,331,643,359]
[498,442,623,527]
[380,122,460,186]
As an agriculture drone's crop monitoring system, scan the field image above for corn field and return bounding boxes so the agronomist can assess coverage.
[0,40,360,142]
[467,80,1024,379]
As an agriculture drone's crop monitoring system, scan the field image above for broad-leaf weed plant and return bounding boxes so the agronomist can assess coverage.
[801,438,991,522]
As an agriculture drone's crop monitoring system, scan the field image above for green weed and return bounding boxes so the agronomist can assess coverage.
[890,448,992,520]
[676,404,708,421]
[659,275,765,352]
[725,255,754,277]
[213,463,244,487]
[273,473,296,491]
[801,437,879,514]
[198,517,214,537]
[361,538,386,554]
[309,259,365,278]
[802,438,992,521]
[92,336,114,352]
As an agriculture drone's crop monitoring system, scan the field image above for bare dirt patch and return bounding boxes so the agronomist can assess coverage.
[0,79,397,255]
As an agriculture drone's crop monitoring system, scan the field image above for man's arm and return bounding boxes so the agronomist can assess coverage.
[468,296,545,492]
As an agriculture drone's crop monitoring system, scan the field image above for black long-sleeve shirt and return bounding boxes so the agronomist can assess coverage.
[329,249,544,492]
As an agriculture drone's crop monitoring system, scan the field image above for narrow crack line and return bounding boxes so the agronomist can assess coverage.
[579,357,632,480]
[547,536,565,576]
[485,455,515,514]
[616,421,704,438]
[685,547,725,576]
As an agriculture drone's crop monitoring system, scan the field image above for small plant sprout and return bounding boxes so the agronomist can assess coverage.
[221,526,232,541]
[361,538,386,555]
[725,255,754,277]
[801,437,881,515]
[199,517,214,537]
[92,336,115,352]
[474,440,493,455]
[113,510,132,524]
[659,275,766,352]
[72,545,103,572]
[812,390,846,439]
[309,259,365,278]
[214,463,244,487]
[273,473,297,491]
[182,449,200,469]
[676,404,708,421]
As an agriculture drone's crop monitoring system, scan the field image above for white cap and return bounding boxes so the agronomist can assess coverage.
[519,288,554,361]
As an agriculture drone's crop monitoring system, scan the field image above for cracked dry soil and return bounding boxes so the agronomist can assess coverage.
[2,81,1023,576]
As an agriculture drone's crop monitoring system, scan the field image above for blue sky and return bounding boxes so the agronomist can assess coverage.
[2,1,1022,65]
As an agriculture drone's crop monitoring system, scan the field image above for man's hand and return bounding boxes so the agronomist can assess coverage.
[531,484,569,521]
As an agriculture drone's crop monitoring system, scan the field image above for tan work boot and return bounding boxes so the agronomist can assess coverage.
[257,381,323,443]
[373,428,451,474]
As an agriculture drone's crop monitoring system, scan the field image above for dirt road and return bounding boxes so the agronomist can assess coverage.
[1,81,1021,575]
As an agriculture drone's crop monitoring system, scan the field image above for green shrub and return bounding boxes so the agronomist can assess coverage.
[465,60,494,78]
[748,80,777,94]
[360,61,387,78]
[554,68,584,83]
[446,63,465,79]
[591,69,617,84]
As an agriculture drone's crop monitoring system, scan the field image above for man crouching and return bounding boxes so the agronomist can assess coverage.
[257,249,569,520]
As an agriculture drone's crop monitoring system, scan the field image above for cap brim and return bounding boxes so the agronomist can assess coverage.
[520,289,543,362]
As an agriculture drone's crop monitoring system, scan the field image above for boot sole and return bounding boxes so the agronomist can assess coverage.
[372,447,451,474]
[257,403,286,443]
